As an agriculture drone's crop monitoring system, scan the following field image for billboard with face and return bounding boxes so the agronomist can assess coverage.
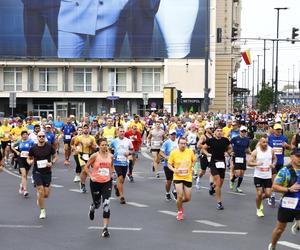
[0,0,209,59]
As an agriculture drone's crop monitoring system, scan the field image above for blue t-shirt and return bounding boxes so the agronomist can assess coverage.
[15,139,35,153]
[161,139,178,167]
[230,129,240,139]
[175,127,185,139]
[54,121,64,130]
[110,138,133,167]
[26,124,34,133]
[45,131,56,145]
[268,134,288,165]
[62,124,76,142]
[231,136,250,157]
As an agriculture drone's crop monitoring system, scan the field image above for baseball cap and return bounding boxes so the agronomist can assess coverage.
[274,124,282,130]
[169,129,176,135]
[291,148,300,156]
[239,126,247,131]
[45,124,51,128]
[204,124,212,129]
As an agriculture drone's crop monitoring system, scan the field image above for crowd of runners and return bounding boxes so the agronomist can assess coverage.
[0,109,299,249]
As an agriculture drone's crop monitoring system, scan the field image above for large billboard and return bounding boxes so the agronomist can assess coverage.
[0,0,208,59]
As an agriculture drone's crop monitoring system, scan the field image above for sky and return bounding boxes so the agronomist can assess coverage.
[237,0,300,93]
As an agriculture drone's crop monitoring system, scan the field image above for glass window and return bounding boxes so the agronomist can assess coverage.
[3,67,22,91]
[73,68,92,92]
[108,68,127,93]
[39,68,58,92]
[142,68,161,93]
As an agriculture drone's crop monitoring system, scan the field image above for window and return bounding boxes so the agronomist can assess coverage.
[3,67,22,91]
[108,68,127,93]
[142,68,161,92]
[73,68,92,92]
[39,68,58,92]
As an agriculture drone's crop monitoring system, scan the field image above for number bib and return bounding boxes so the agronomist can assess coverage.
[65,135,71,140]
[117,155,127,162]
[273,147,283,155]
[37,160,48,169]
[235,157,244,164]
[82,154,89,161]
[20,151,29,158]
[215,162,225,169]
[281,197,299,210]
[298,143,300,149]
[152,141,161,147]
[189,145,196,151]
[177,168,189,176]
[98,168,110,177]
[4,132,9,138]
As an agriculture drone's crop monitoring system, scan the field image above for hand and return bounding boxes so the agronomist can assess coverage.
[206,153,212,158]
[289,183,300,193]
[269,164,275,169]
[46,162,53,167]
[90,176,96,182]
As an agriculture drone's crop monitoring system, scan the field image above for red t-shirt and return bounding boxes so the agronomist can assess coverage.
[125,130,142,151]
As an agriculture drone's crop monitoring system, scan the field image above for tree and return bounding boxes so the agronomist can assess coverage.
[257,85,273,112]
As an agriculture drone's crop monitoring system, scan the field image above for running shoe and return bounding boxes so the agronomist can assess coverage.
[102,227,110,238]
[89,204,95,221]
[73,175,80,183]
[291,220,300,235]
[268,243,275,250]
[172,190,177,200]
[39,209,46,219]
[120,197,126,204]
[229,181,234,190]
[80,183,87,193]
[216,203,224,210]
[176,211,184,221]
[256,209,264,217]
[235,187,243,193]
[152,166,155,172]
[127,174,134,182]
[260,202,264,210]
[18,183,23,194]
[165,193,172,201]
[195,177,201,190]
[114,185,120,197]
[209,188,215,196]
[156,173,160,178]
[268,196,276,208]
[23,190,29,198]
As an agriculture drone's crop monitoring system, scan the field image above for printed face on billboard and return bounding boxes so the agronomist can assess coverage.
[0,0,208,59]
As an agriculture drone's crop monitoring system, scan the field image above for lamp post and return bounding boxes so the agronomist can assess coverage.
[257,55,262,95]
[274,7,288,112]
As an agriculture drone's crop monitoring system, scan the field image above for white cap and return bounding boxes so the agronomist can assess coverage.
[169,129,177,135]
[205,124,212,129]
[239,125,247,131]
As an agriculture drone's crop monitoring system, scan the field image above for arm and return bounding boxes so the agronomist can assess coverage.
[247,150,259,167]
[84,153,97,181]
[270,149,277,168]
[291,135,297,149]
[202,144,211,157]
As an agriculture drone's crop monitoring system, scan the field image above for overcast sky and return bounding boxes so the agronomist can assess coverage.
[237,0,300,93]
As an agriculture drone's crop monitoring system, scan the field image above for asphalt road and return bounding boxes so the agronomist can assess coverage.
[0,147,299,250]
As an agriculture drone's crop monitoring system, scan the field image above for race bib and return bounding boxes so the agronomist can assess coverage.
[65,135,71,140]
[152,141,161,147]
[259,166,270,172]
[235,157,244,164]
[177,168,189,176]
[207,156,211,163]
[20,151,29,158]
[4,132,9,138]
[98,168,110,177]
[273,147,283,155]
[117,155,127,162]
[37,160,48,169]
[281,197,298,210]
[215,162,225,169]
[82,154,89,161]
[189,145,196,151]
[298,143,300,149]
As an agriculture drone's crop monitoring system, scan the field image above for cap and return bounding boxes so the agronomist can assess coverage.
[274,123,282,130]
[45,124,51,128]
[239,126,247,131]
[204,124,212,129]
[291,148,300,156]
[169,129,176,135]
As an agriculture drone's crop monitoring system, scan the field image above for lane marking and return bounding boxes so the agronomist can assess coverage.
[278,241,300,250]
[192,230,248,235]
[51,184,64,188]
[226,191,246,196]
[69,189,82,193]
[3,168,21,178]
[195,220,226,227]
[0,225,43,229]
[88,226,142,231]
[158,210,178,216]
[126,202,149,208]
[141,150,153,160]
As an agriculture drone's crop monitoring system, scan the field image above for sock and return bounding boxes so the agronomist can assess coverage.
[231,175,237,183]
[237,177,243,187]
[218,201,222,205]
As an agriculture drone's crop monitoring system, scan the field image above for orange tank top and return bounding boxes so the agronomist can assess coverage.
[91,152,113,183]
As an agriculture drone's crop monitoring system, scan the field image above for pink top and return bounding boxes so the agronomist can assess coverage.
[91,152,113,183]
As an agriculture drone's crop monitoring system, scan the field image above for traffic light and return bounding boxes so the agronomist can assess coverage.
[231,78,237,89]
[231,27,238,42]
[217,28,222,43]
[177,90,183,104]
[292,27,299,44]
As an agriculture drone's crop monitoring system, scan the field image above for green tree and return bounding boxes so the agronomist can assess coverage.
[257,85,273,112]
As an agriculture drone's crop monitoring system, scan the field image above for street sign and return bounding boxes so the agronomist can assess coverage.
[9,92,16,108]
[107,96,120,101]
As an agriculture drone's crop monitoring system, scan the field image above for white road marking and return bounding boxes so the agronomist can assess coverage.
[148,177,166,180]
[126,202,149,208]
[195,220,226,227]
[192,230,248,235]
[69,189,82,193]
[278,241,300,249]
[226,191,246,196]
[0,225,43,229]
[199,186,210,190]
[158,210,178,216]
[141,150,153,160]
[51,184,64,188]
[88,226,142,231]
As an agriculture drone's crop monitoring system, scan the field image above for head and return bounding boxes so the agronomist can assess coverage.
[176,120,182,128]
[83,124,89,135]
[98,138,108,153]
[132,125,138,134]
[45,124,52,132]
[118,127,125,139]
[134,115,140,123]
[77,126,83,136]
[92,120,98,127]
[178,137,187,151]
[66,117,71,124]
[37,131,46,144]
[169,130,177,141]
[17,119,23,128]
[227,120,232,127]
[106,118,113,127]
[21,130,28,140]
[34,124,41,134]
[239,126,247,137]
[215,126,223,139]
[290,148,300,169]
[273,124,282,136]
[259,135,268,150]
[56,116,61,121]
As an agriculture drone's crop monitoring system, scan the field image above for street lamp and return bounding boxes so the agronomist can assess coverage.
[274,7,288,112]
[257,55,262,95]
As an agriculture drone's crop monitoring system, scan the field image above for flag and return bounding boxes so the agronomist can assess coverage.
[241,50,251,65]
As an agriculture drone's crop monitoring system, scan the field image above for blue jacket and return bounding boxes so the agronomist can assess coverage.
[58,0,128,35]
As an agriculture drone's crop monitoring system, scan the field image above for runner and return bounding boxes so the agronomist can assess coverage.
[53,116,64,154]
[45,124,57,150]
[28,124,43,144]
[12,131,35,197]
[268,148,300,250]
[202,126,232,210]
[70,126,83,183]
[110,127,134,204]
[27,131,58,219]
[61,118,76,166]
[147,122,165,178]
[230,125,251,193]
[101,118,116,146]
[168,137,195,220]
[0,118,12,166]
[84,138,115,238]
[160,129,178,201]
[248,135,276,217]
[73,124,97,193]
[291,123,300,149]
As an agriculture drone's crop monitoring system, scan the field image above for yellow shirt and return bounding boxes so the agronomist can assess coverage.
[74,135,96,154]
[0,125,12,142]
[168,148,195,182]
[102,126,116,144]
[168,123,177,130]
[222,126,232,139]
[10,126,28,143]
[128,121,143,132]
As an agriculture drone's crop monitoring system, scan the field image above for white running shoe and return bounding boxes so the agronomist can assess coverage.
[73,175,80,183]
[18,183,23,194]
[39,209,46,219]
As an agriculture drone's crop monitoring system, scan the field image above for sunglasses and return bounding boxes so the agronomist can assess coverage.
[38,135,45,138]
[241,130,247,133]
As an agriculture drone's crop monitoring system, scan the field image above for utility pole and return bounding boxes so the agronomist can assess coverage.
[252,60,256,108]
[288,68,290,103]
[293,64,295,103]
[257,55,262,95]
[263,39,266,89]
